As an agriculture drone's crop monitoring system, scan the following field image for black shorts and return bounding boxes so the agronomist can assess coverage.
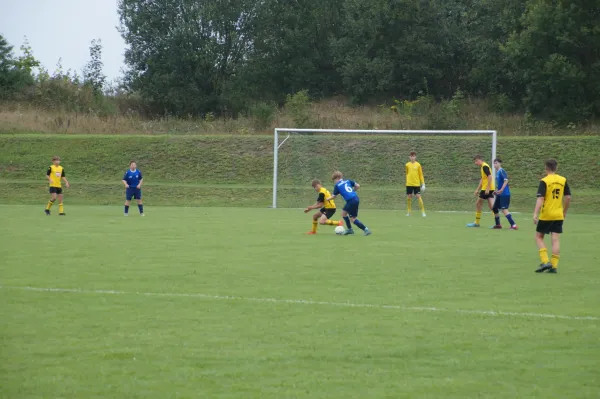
[320,208,336,219]
[479,190,494,200]
[406,186,421,195]
[493,196,510,212]
[49,187,63,194]
[536,220,563,235]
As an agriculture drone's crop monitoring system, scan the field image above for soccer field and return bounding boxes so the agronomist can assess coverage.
[1,205,599,398]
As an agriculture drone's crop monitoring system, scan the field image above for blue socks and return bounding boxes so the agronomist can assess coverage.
[124,205,129,214]
[353,219,367,231]
[494,215,500,226]
[343,216,351,229]
[506,213,515,226]
[138,204,144,214]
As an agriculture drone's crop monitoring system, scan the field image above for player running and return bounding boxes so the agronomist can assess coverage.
[122,161,144,216]
[533,159,571,274]
[491,158,518,229]
[304,179,343,234]
[45,156,70,216]
[467,154,495,227]
[405,151,426,217]
[326,171,371,236]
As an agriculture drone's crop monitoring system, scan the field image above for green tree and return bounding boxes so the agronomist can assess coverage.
[0,35,36,100]
[83,39,106,96]
[503,0,600,122]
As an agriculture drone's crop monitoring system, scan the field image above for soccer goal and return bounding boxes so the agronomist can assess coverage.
[272,128,497,210]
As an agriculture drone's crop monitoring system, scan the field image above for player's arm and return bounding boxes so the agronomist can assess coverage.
[353,182,360,191]
[418,165,425,191]
[474,178,482,195]
[496,171,508,194]
[563,181,572,218]
[533,181,546,224]
[46,167,52,183]
[61,169,70,188]
[304,193,325,213]
[483,165,492,193]
[122,172,129,188]
[326,186,339,201]
[137,171,143,189]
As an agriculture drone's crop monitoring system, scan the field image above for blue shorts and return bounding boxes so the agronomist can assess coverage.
[126,187,142,200]
[343,199,360,217]
[493,195,510,211]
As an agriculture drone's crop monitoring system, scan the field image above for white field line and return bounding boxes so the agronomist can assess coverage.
[1,285,597,321]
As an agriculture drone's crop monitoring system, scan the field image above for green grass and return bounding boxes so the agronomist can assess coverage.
[2,205,599,398]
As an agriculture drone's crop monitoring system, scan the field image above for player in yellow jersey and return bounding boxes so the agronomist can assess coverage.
[533,159,571,273]
[304,179,343,234]
[405,151,426,217]
[44,156,70,216]
[467,154,495,227]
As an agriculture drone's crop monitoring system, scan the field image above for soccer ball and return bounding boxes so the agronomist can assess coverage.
[335,226,345,235]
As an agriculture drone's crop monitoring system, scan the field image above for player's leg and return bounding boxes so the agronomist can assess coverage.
[57,192,65,215]
[535,223,553,272]
[321,209,340,226]
[492,197,502,228]
[406,188,413,216]
[45,189,57,215]
[341,207,352,230]
[124,189,132,215]
[549,222,562,272]
[136,189,144,215]
[307,211,320,234]
[501,197,517,229]
[347,202,370,235]
[467,197,483,227]
[416,193,426,217]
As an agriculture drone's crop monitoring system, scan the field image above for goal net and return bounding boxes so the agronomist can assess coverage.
[272,129,497,211]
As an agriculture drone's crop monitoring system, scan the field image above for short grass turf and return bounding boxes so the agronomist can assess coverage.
[1,205,599,399]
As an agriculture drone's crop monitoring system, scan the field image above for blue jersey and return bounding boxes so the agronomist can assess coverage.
[496,168,510,196]
[123,169,143,188]
[333,179,359,202]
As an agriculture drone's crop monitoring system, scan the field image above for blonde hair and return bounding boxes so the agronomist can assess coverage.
[331,171,343,180]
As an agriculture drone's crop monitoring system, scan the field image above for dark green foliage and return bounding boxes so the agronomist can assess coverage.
[83,39,106,96]
[0,35,37,100]
[249,102,277,131]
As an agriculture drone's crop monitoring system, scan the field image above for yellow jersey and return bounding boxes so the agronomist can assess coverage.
[480,162,495,191]
[47,165,65,188]
[537,174,570,221]
[317,187,336,209]
[405,161,424,187]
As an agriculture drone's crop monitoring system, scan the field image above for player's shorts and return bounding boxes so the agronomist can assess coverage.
[320,208,336,219]
[49,187,63,194]
[493,195,510,212]
[406,186,421,195]
[479,190,494,200]
[536,220,563,235]
[343,199,360,218]
[126,188,142,200]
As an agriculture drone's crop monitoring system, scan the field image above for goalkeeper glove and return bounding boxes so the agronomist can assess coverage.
[421,184,426,193]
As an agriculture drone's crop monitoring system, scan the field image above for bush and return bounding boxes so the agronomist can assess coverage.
[249,101,277,130]
[285,90,312,128]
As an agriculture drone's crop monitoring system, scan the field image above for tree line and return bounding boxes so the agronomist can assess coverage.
[2,0,599,124]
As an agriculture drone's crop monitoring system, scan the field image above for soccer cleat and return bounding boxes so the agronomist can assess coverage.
[406,213,411,216]
[510,225,518,230]
[491,225,502,229]
[466,223,480,227]
[342,229,355,235]
[140,213,145,217]
[59,213,66,216]
[535,263,553,273]
[548,268,558,274]
[306,231,317,235]
[363,228,372,236]
[124,213,129,216]
[338,220,344,226]
[45,209,50,216]
[422,213,426,217]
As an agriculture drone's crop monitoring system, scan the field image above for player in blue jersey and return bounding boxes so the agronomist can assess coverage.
[491,159,517,229]
[326,171,371,236]
[121,161,144,216]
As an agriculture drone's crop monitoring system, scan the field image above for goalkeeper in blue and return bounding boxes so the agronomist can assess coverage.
[326,171,372,236]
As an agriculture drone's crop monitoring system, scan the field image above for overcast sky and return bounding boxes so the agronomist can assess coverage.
[1,0,126,81]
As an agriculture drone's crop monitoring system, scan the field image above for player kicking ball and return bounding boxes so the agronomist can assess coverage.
[304,179,343,234]
[491,158,518,229]
[533,159,571,274]
[122,161,144,216]
[467,154,495,227]
[327,171,371,236]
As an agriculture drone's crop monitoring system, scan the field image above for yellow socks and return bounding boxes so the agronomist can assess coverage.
[407,198,412,213]
[539,248,549,264]
[551,254,560,269]
[325,220,338,226]
[475,211,482,225]
[418,197,425,213]
[46,201,54,210]
[59,203,64,214]
[311,221,318,233]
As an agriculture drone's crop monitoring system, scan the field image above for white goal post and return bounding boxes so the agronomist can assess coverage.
[272,128,497,209]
